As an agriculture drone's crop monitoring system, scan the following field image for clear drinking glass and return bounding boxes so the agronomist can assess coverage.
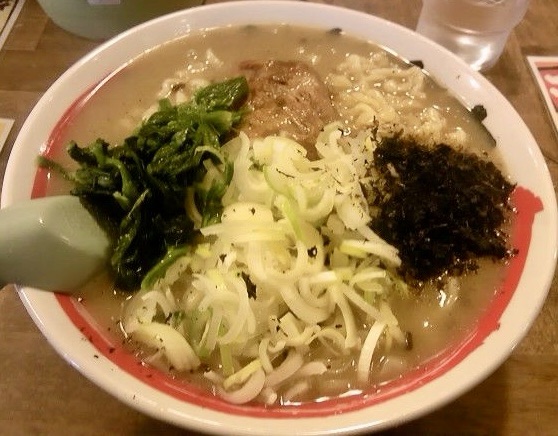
[416,0,530,71]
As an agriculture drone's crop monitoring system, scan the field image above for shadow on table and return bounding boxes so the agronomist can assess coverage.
[381,364,508,435]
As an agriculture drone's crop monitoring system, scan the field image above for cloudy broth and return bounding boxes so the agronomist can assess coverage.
[45,24,511,403]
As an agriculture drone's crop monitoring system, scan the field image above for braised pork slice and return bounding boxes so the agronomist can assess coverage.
[238,60,337,159]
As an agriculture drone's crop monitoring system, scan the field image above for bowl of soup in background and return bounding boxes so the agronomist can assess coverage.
[36,0,205,40]
[2,1,557,434]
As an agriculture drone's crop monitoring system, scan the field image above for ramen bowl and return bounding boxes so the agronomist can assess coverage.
[2,1,556,434]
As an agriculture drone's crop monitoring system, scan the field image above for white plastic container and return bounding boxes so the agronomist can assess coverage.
[37,0,205,40]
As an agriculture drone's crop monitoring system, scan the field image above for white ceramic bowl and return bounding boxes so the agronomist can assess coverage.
[2,2,557,434]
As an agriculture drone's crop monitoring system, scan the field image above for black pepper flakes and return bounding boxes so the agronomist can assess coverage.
[241,271,257,299]
[404,331,414,351]
[328,27,343,35]
[410,60,424,69]
[471,104,488,122]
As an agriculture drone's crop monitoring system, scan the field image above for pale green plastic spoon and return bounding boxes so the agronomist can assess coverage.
[0,195,111,292]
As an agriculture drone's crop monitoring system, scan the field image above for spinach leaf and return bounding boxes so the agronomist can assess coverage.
[39,76,248,290]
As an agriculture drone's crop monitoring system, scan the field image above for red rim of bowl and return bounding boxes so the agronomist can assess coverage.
[29,68,544,419]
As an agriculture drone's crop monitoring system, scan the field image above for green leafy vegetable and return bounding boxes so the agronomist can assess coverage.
[39,76,249,290]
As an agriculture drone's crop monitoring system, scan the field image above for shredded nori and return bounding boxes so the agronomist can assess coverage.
[366,137,516,283]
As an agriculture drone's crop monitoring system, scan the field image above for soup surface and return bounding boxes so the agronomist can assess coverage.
[44,24,513,405]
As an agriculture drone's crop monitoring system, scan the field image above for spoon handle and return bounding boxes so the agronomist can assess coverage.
[0,196,110,292]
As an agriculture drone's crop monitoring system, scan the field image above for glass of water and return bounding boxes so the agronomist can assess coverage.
[416,0,530,71]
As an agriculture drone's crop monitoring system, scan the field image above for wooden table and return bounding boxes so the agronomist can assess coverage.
[1,0,557,434]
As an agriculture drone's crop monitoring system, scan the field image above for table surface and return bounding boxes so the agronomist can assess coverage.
[1,0,557,434]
